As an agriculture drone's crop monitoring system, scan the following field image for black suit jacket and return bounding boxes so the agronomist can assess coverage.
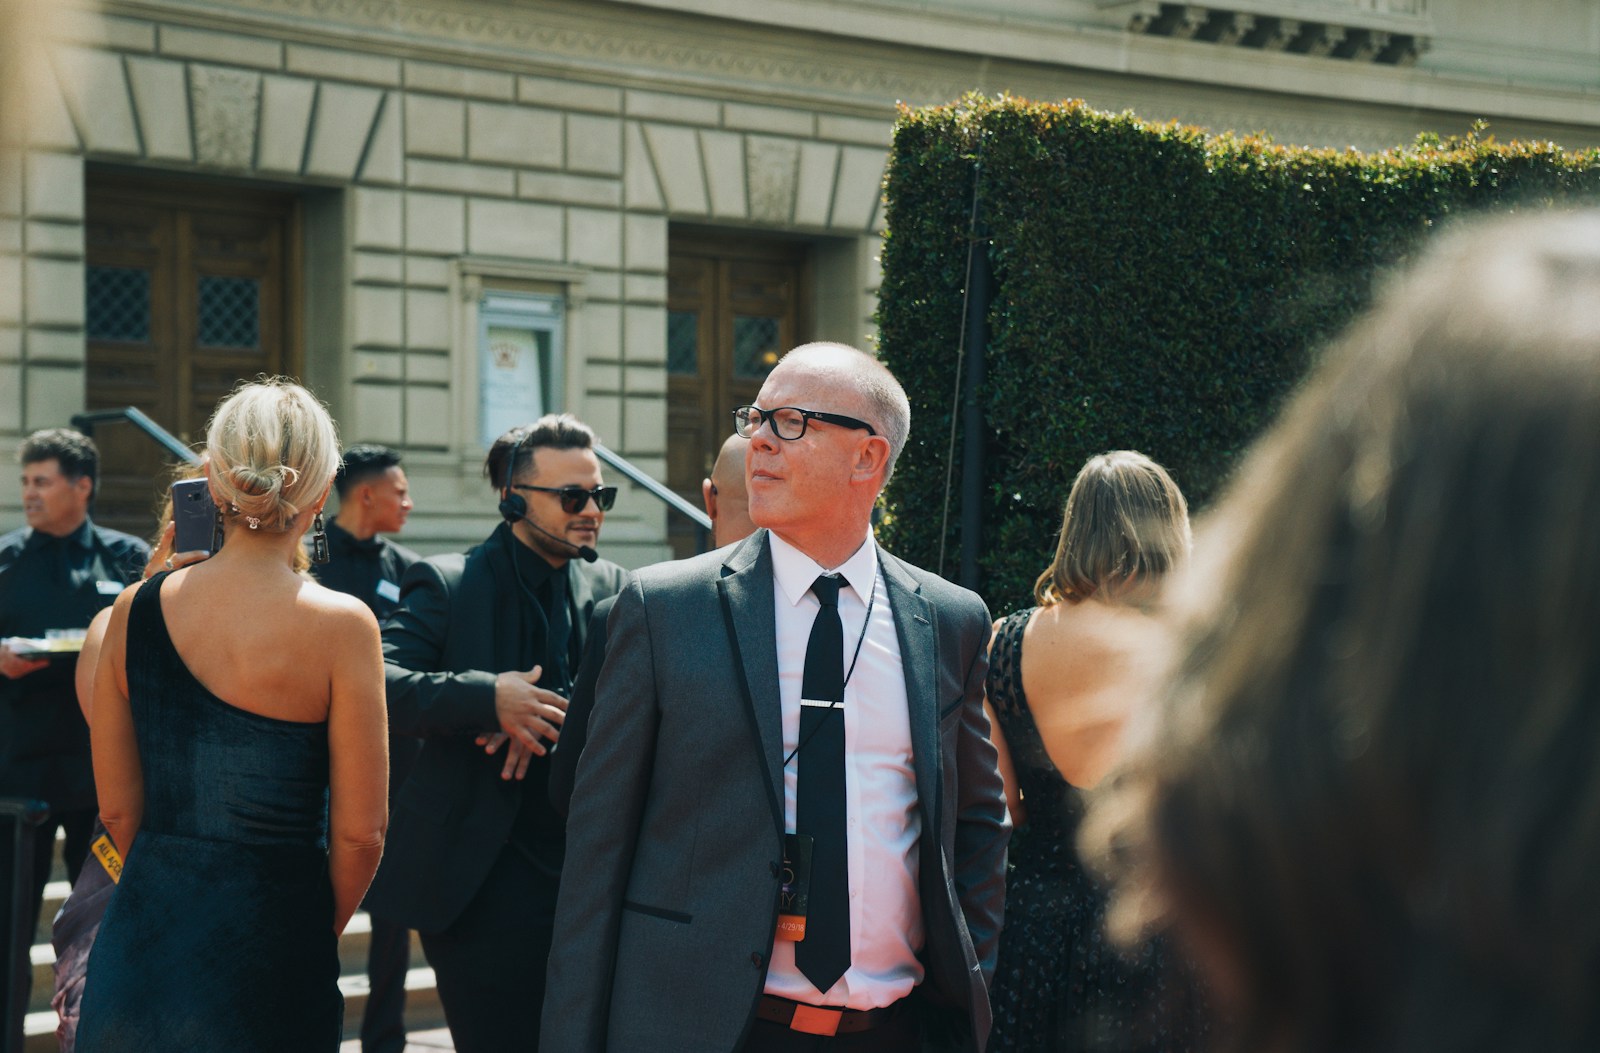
[364,522,627,933]
[546,595,614,820]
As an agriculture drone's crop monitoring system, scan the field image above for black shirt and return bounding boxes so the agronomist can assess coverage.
[0,519,149,807]
[309,521,420,623]
[505,535,580,872]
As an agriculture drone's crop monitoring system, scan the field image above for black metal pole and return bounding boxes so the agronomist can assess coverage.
[959,230,991,593]
[1,798,48,1053]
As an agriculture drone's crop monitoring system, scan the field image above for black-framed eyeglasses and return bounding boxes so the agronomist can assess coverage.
[732,405,877,441]
[509,484,618,514]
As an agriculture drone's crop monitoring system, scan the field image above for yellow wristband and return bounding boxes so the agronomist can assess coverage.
[90,833,123,884]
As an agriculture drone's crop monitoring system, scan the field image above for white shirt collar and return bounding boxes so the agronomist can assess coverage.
[767,529,878,608]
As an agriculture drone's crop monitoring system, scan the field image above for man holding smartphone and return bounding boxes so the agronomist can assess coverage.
[0,429,147,1027]
[364,414,627,1053]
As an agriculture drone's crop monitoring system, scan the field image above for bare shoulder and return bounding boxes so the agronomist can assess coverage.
[104,577,142,630]
[91,582,142,681]
[297,578,380,637]
[1025,602,1163,706]
[1035,597,1151,646]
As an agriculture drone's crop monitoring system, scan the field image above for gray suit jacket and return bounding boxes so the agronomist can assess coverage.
[542,530,1010,1052]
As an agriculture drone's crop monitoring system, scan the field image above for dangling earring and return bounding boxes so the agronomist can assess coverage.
[310,510,330,565]
[211,507,225,552]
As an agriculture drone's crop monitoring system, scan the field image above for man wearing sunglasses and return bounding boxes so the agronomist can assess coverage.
[366,413,627,1053]
[546,344,1010,1053]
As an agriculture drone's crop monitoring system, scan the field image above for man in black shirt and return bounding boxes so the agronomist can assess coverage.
[0,429,147,1016]
[309,444,419,1053]
[313,444,419,623]
[364,415,627,1053]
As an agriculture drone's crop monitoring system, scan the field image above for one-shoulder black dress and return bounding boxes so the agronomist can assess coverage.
[78,573,342,1051]
[986,607,1205,1053]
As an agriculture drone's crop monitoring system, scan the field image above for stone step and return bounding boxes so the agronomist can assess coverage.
[34,879,71,946]
[23,963,446,1053]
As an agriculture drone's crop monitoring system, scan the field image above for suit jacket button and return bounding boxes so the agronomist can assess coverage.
[769,861,780,877]
[751,952,765,969]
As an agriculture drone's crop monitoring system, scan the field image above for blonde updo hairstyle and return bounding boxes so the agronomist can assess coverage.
[206,378,341,533]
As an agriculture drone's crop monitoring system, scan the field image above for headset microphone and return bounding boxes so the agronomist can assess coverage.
[498,491,599,563]
[540,522,599,564]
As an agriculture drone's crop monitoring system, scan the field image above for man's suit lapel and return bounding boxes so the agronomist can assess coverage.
[717,530,786,836]
[880,548,941,827]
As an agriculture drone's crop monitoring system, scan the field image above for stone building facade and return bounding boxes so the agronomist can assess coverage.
[4,0,1599,564]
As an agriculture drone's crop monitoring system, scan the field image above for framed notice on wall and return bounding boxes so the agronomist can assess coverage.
[478,290,564,448]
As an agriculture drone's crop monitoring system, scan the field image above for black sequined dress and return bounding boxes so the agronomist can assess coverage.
[985,607,1204,1053]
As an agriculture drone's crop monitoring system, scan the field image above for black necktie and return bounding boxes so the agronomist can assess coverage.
[796,573,850,991]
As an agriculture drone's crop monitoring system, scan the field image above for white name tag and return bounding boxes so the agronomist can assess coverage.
[96,580,123,596]
[376,579,401,603]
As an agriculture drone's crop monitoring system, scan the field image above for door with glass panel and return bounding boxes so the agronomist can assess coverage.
[84,172,300,537]
[666,234,811,559]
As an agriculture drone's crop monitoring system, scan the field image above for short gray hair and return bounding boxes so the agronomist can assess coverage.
[775,342,911,483]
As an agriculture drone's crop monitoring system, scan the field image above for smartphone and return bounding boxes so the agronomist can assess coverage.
[171,477,219,555]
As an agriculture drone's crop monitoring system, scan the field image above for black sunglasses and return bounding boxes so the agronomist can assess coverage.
[732,405,878,441]
[510,484,618,514]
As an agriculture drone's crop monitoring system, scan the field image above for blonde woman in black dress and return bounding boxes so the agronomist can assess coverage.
[79,378,388,1051]
[985,451,1203,1052]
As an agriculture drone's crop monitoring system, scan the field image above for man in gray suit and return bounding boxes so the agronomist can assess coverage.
[544,343,1009,1052]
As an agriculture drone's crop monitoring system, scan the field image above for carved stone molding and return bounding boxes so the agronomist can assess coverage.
[1128,2,1425,64]
[94,0,1596,148]
[107,0,966,114]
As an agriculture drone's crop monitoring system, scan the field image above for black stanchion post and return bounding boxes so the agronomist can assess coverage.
[1,798,49,1053]
[959,227,992,593]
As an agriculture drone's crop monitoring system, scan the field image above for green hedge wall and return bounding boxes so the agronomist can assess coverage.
[877,95,1600,614]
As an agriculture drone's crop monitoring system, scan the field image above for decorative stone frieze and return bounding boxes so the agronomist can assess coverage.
[1117,2,1426,64]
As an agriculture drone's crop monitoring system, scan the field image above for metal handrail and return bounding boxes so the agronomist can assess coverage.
[70,407,200,465]
[594,444,712,552]
[594,444,711,532]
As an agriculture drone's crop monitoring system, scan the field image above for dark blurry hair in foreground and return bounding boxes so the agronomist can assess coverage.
[1083,210,1600,1053]
[1033,450,1190,608]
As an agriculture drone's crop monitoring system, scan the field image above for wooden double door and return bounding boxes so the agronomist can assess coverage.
[84,172,301,537]
[666,234,811,558]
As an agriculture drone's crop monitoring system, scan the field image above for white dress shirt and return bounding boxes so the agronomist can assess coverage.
[763,530,924,1009]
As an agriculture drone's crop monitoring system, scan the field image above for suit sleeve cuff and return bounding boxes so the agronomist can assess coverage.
[460,670,500,731]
